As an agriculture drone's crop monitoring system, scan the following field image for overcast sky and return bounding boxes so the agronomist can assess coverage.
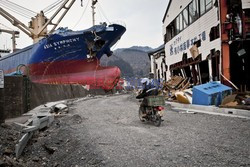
[0,0,169,50]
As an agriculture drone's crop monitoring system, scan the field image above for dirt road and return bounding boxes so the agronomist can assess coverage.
[69,94,250,167]
[2,94,250,167]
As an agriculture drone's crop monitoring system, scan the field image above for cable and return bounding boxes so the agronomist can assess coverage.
[72,0,90,29]
[0,23,17,31]
[0,3,31,19]
[0,0,36,16]
[42,0,62,12]
[96,5,104,23]
[43,0,65,14]
[97,3,110,24]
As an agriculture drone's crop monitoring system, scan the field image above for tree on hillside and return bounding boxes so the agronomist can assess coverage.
[107,59,134,77]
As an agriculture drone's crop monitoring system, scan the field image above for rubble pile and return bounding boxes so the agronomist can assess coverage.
[162,76,191,102]
[161,76,250,110]
[0,100,79,166]
[220,93,250,110]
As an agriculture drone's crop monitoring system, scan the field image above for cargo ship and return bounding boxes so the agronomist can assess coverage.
[0,0,126,90]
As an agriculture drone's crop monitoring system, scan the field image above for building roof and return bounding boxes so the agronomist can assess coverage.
[147,44,165,56]
[162,0,172,23]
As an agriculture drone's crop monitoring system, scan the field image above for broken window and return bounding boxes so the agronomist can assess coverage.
[183,7,189,29]
[211,50,220,81]
[209,24,220,41]
[205,0,213,11]
[175,15,180,34]
[172,68,183,77]
[199,60,210,83]
[179,11,184,32]
[183,66,192,78]
[189,0,199,24]
[200,0,206,16]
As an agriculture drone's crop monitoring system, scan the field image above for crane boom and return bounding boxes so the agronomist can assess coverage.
[0,0,78,43]
[0,7,32,37]
[39,0,76,35]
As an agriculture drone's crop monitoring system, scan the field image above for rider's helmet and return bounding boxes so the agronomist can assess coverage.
[141,78,149,85]
[141,78,149,90]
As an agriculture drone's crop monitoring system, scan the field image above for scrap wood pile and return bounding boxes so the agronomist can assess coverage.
[220,92,250,110]
[161,76,192,103]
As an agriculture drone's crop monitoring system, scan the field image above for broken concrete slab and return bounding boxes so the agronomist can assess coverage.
[22,125,39,133]
[15,132,33,158]
[12,122,28,131]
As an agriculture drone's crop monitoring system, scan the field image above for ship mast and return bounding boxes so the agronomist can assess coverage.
[91,0,98,26]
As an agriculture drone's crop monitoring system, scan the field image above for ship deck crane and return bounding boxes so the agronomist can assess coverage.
[0,0,77,43]
[0,28,19,51]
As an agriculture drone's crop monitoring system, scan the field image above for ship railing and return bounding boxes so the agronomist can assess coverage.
[110,21,126,28]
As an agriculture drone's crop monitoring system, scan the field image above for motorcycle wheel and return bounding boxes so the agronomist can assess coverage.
[138,107,145,122]
[154,114,161,127]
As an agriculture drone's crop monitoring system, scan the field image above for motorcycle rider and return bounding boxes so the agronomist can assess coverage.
[136,77,158,117]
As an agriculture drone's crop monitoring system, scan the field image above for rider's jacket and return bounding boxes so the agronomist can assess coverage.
[136,80,158,99]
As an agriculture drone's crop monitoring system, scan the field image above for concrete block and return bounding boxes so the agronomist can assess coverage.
[38,116,49,129]
[15,132,33,158]
[32,118,40,127]
[47,115,54,127]
[39,120,48,129]
[12,122,28,131]
[22,125,39,133]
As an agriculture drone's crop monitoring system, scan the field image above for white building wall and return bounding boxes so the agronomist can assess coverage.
[163,0,222,79]
[163,0,192,26]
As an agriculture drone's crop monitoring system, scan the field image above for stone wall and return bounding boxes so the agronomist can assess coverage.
[0,88,4,123]
[3,76,28,119]
[0,76,110,119]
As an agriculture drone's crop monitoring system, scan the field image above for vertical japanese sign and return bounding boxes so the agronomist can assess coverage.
[0,69,4,89]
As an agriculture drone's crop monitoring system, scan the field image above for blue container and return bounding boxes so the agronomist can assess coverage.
[192,82,232,106]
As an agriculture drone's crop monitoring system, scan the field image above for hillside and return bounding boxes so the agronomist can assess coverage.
[100,46,152,77]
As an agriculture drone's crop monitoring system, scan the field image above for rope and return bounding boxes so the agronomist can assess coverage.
[96,3,110,24]
[1,0,36,15]
[0,3,31,19]
[0,23,17,31]
[43,0,65,14]
[72,0,90,29]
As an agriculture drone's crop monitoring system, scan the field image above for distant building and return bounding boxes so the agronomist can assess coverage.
[148,45,167,81]
[0,49,10,58]
[162,0,250,91]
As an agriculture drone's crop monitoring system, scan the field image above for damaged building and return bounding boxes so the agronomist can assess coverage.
[159,0,250,91]
[148,45,167,81]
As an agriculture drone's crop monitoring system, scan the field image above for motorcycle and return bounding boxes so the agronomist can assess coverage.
[138,96,165,127]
